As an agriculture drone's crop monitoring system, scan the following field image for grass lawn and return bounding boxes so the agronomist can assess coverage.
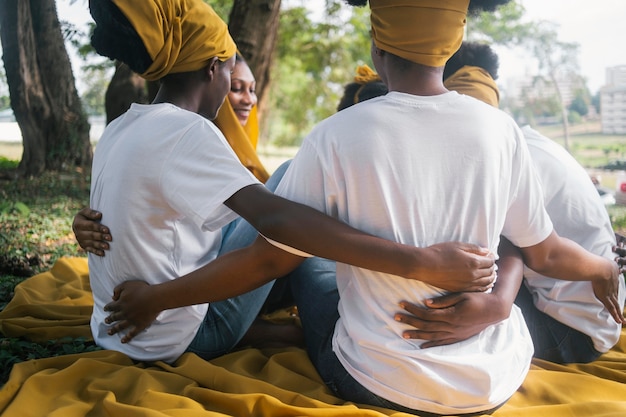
[0,119,625,386]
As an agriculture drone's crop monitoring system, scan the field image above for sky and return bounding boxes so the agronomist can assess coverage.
[56,0,626,94]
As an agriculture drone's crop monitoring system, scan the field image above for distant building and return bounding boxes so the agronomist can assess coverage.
[600,65,626,134]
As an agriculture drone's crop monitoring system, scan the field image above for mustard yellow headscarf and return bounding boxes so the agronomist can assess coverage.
[214,98,269,183]
[354,64,382,84]
[112,0,236,81]
[444,65,500,107]
[352,64,383,104]
[370,0,469,67]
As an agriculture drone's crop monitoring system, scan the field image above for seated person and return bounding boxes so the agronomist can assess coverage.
[97,1,621,416]
[78,0,497,366]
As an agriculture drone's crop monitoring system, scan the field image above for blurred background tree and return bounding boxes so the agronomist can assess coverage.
[0,0,594,174]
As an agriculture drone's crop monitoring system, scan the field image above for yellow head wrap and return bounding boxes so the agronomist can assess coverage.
[214,98,269,183]
[112,0,236,81]
[352,64,383,105]
[354,64,382,84]
[370,0,469,67]
[444,65,500,107]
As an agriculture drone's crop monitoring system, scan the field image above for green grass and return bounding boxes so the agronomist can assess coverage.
[0,164,100,385]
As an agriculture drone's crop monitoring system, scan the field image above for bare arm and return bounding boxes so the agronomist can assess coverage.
[394,237,524,347]
[104,236,303,342]
[75,185,497,291]
[226,184,496,289]
[103,184,497,342]
[521,231,623,323]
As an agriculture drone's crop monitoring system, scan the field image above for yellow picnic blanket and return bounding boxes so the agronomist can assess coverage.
[1,257,626,416]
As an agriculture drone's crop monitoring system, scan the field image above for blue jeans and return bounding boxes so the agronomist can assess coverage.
[514,282,601,364]
[186,161,292,360]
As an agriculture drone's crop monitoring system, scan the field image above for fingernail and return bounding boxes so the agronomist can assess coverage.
[394,314,402,322]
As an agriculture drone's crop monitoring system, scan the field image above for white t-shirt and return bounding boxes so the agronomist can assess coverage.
[274,92,552,415]
[521,125,625,352]
[89,103,259,363]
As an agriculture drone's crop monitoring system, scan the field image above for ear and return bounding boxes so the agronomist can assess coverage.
[203,57,221,81]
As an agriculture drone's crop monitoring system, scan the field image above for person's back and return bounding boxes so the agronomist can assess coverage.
[89,103,254,362]
[276,89,540,413]
[442,40,626,361]
[521,125,625,354]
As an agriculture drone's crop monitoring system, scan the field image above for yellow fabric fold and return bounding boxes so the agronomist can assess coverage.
[370,0,469,67]
[444,65,500,107]
[2,258,626,417]
[0,257,93,341]
[112,0,236,81]
[214,99,269,183]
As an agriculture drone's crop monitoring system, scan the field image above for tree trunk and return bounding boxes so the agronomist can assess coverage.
[105,61,151,124]
[228,0,281,106]
[0,0,92,177]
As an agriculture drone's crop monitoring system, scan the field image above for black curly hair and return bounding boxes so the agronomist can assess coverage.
[337,80,388,111]
[443,41,499,81]
[89,0,153,74]
[342,0,512,14]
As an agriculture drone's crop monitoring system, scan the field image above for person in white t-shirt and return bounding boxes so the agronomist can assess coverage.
[81,0,498,365]
[338,41,625,364]
[394,41,625,364]
[101,1,621,415]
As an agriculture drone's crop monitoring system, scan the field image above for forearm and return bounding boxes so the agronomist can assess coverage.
[493,237,525,319]
[227,185,423,280]
[151,237,303,311]
[522,231,613,282]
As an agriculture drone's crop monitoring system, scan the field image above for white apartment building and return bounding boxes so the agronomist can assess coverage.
[600,65,626,134]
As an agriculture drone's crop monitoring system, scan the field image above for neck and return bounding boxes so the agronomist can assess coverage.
[152,71,205,113]
[384,59,448,96]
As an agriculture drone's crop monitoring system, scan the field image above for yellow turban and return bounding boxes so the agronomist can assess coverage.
[112,0,236,81]
[214,99,270,183]
[352,64,383,105]
[444,65,500,107]
[370,0,469,67]
[354,64,382,84]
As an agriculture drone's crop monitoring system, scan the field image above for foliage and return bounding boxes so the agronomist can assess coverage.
[467,1,534,45]
[608,206,626,233]
[0,165,95,386]
[568,90,590,118]
[265,2,372,146]
[0,65,8,110]
[0,337,100,385]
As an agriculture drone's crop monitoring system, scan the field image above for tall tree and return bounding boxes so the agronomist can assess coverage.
[525,23,580,152]
[0,0,92,177]
[227,0,281,109]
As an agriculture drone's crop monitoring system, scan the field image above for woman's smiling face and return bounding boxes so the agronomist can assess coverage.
[228,60,257,126]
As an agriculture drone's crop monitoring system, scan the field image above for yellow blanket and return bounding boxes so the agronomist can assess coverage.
[1,257,626,417]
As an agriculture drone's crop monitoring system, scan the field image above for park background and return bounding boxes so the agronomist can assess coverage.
[1,0,626,382]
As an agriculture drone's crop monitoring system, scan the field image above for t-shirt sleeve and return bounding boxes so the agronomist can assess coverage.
[161,120,260,231]
[501,125,553,248]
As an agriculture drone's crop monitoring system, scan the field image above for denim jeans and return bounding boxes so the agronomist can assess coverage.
[514,282,601,364]
[186,161,293,360]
